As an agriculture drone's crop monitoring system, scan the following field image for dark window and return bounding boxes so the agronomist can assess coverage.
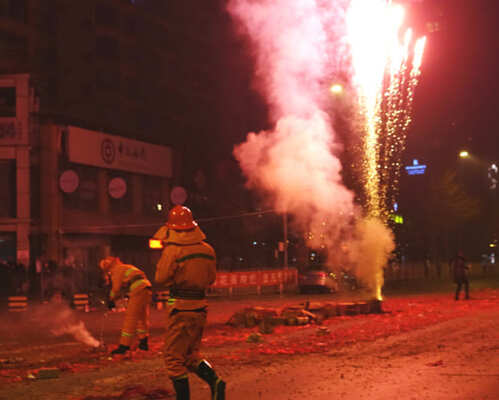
[143,176,165,216]
[124,79,139,98]
[0,87,16,117]
[124,16,136,34]
[0,160,16,217]
[10,0,24,20]
[97,67,120,91]
[0,232,16,261]
[95,4,116,26]
[0,0,26,21]
[0,32,27,59]
[62,165,98,211]
[96,36,118,59]
[123,45,139,66]
[30,164,40,219]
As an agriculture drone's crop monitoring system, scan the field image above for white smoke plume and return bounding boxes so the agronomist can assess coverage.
[31,303,100,348]
[347,218,394,298]
[49,307,100,348]
[229,0,395,296]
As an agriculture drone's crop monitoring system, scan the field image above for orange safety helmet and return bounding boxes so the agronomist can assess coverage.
[166,205,198,231]
[99,256,118,271]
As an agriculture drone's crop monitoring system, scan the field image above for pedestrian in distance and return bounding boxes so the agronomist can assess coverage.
[154,205,226,400]
[450,250,470,300]
[480,253,490,276]
[423,253,431,279]
[99,256,152,355]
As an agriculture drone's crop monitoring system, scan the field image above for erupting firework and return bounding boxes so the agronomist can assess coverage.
[229,0,424,300]
[346,0,426,218]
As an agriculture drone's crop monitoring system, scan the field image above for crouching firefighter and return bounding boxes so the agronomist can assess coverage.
[154,205,226,400]
[99,256,152,355]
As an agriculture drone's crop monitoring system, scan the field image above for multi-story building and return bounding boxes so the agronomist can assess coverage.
[0,74,32,267]
[0,0,221,284]
[0,72,173,283]
[0,0,281,291]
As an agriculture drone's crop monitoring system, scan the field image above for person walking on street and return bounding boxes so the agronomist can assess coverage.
[480,253,490,276]
[155,205,226,400]
[450,250,470,300]
[424,253,431,279]
[99,256,152,355]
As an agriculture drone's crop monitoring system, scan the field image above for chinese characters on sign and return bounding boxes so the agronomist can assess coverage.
[212,269,297,289]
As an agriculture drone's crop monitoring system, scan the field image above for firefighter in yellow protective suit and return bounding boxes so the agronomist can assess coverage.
[155,205,226,400]
[99,256,152,355]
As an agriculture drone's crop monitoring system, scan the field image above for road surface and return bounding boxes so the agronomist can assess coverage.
[1,287,498,399]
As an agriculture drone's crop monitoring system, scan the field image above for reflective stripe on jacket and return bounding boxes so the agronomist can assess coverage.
[109,263,151,300]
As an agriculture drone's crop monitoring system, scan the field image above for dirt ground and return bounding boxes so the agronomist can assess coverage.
[1,283,498,399]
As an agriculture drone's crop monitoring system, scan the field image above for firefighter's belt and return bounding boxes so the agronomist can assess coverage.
[171,307,207,316]
[127,275,149,292]
[170,288,206,299]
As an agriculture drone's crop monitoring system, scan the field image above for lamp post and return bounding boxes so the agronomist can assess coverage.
[459,150,470,159]
[458,150,498,260]
[488,163,498,264]
[330,83,343,95]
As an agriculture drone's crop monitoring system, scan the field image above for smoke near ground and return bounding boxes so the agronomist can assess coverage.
[229,0,395,296]
[348,218,395,298]
[31,303,100,348]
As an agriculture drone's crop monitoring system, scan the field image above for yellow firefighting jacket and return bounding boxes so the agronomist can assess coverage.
[155,226,216,309]
[108,262,151,300]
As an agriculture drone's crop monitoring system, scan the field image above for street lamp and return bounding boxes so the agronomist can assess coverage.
[330,83,343,95]
[459,150,470,159]
[488,163,498,190]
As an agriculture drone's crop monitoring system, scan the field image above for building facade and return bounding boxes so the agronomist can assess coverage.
[37,123,172,279]
[0,74,172,283]
[0,74,32,266]
[0,0,193,286]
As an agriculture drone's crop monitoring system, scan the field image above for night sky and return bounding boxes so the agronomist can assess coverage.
[212,0,499,182]
[408,0,499,165]
[202,0,499,258]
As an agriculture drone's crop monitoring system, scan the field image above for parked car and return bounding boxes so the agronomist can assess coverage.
[298,264,338,293]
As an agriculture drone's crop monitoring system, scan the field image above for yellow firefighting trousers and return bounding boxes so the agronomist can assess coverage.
[163,304,207,378]
[120,287,152,347]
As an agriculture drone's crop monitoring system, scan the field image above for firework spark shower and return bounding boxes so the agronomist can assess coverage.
[228,0,425,297]
[347,0,426,217]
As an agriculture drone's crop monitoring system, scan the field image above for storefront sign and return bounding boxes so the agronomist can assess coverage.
[59,170,80,193]
[170,186,187,205]
[405,159,427,175]
[108,177,127,199]
[66,126,172,177]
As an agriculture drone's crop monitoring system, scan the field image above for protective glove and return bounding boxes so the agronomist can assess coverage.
[107,299,116,310]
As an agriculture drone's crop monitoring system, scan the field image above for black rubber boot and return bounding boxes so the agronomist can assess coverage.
[111,344,130,355]
[138,337,148,351]
[171,376,190,400]
[195,360,226,400]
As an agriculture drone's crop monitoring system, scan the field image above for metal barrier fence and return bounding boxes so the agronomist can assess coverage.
[8,296,28,312]
[72,293,89,311]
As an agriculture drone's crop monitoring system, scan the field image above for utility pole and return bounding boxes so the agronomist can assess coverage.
[283,212,288,268]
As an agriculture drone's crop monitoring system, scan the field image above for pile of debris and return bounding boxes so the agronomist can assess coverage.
[227,300,382,334]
